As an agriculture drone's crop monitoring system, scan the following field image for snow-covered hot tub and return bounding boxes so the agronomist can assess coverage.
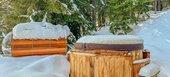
[70,35,150,77]
[75,35,144,60]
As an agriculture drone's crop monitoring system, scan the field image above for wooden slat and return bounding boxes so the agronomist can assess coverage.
[76,49,143,61]
[130,50,143,60]
[75,49,128,56]
[11,48,66,57]
[114,56,124,77]
[143,52,150,58]
[124,56,133,77]
[12,39,66,45]
[11,39,67,50]
[12,43,67,50]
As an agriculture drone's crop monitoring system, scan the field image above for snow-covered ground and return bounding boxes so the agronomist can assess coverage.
[131,10,170,77]
[0,55,70,77]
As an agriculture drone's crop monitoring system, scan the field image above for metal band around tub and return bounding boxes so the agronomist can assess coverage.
[74,43,144,51]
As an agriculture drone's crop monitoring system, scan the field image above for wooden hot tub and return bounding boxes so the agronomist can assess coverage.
[70,35,150,77]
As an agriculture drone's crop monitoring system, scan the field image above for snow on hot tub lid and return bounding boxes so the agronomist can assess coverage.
[75,35,144,50]
[12,22,70,40]
[76,35,143,44]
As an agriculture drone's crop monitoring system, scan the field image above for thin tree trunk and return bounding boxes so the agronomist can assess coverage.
[98,14,102,27]
[91,0,97,26]
[156,0,163,11]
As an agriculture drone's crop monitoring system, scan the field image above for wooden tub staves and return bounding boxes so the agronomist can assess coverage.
[11,39,67,57]
[70,52,133,77]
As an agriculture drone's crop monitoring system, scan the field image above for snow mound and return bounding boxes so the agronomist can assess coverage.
[13,22,70,39]
[0,55,70,77]
[77,35,143,44]
[139,63,160,77]
[2,32,12,55]
[133,58,150,64]
[131,9,170,77]
[92,26,113,35]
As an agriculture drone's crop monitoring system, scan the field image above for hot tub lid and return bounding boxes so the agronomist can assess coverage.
[75,35,144,50]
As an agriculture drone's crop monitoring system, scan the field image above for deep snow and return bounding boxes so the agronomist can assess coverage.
[77,35,143,44]
[0,55,70,77]
[13,22,70,39]
[139,63,160,77]
[92,10,170,77]
[131,10,170,77]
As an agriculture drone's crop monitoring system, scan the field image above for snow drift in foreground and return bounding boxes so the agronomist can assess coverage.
[131,10,170,77]
[139,63,160,77]
[0,55,70,77]
[13,22,70,39]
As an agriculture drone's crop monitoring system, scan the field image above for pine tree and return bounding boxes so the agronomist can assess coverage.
[1,0,159,38]
[0,0,164,52]
[97,0,155,34]
[0,0,97,50]
[0,0,12,52]
[1,0,97,38]
[0,0,156,34]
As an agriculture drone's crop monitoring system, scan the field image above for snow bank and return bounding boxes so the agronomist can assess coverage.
[2,32,12,55]
[131,10,170,77]
[72,3,79,11]
[77,35,143,44]
[13,22,70,39]
[92,26,125,35]
[92,26,113,35]
[0,55,70,77]
[139,63,160,77]
[133,58,150,64]
[100,0,105,5]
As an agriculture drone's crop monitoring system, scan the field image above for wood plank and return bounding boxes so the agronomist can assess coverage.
[11,39,66,45]
[70,53,74,77]
[12,43,67,50]
[76,49,128,56]
[11,48,66,57]
[130,50,143,60]
[124,56,133,77]
[143,52,150,58]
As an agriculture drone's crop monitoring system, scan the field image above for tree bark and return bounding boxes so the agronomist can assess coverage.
[91,0,97,26]
[155,0,163,11]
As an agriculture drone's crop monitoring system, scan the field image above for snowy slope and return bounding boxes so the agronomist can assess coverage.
[131,10,170,77]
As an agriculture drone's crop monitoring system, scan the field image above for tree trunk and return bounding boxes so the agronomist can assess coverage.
[155,0,163,11]
[91,0,97,26]
[98,14,102,27]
